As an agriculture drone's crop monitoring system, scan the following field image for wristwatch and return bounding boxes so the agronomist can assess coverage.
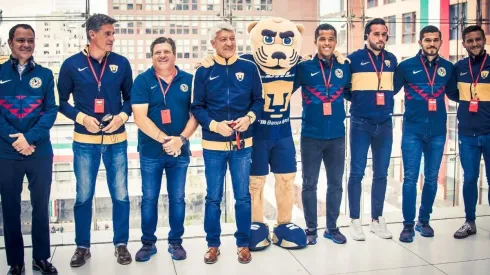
[180,135,188,145]
[246,114,254,123]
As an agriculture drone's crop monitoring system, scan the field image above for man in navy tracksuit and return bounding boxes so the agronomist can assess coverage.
[345,18,398,241]
[57,14,133,267]
[294,24,351,245]
[191,22,264,264]
[394,26,455,243]
[0,24,58,275]
[447,25,490,239]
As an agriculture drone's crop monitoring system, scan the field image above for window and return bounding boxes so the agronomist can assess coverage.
[367,0,378,8]
[402,12,416,44]
[384,0,395,4]
[450,3,467,40]
[169,0,197,10]
[201,0,220,11]
[384,15,396,45]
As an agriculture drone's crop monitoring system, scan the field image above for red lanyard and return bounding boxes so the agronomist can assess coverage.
[319,59,334,102]
[468,54,488,88]
[86,54,108,93]
[155,68,177,105]
[367,50,384,91]
[420,57,439,97]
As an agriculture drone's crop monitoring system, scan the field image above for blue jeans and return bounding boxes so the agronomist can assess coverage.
[203,147,252,247]
[139,154,189,245]
[348,116,393,220]
[459,133,490,222]
[301,136,345,230]
[402,131,446,225]
[73,141,129,247]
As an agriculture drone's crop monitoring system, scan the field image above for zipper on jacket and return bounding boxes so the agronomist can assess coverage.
[226,59,230,122]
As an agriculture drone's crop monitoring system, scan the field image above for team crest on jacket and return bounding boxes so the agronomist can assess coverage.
[236,72,244,81]
[29,77,42,88]
[482,71,489,79]
[335,68,343,78]
[110,64,118,73]
[384,60,391,67]
[180,84,189,92]
[437,67,446,77]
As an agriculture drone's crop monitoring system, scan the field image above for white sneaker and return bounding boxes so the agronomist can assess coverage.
[349,219,366,241]
[370,217,392,239]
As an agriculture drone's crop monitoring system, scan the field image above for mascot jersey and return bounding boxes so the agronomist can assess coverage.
[241,54,296,140]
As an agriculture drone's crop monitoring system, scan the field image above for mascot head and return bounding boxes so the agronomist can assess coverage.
[247,17,304,76]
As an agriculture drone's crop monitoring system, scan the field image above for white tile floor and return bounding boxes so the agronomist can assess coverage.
[1,217,490,274]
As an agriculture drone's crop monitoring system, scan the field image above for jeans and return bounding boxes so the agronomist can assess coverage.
[401,131,446,225]
[301,136,345,230]
[73,141,129,248]
[348,116,393,220]
[459,133,490,222]
[203,147,252,247]
[0,157,53,266]
[139,154,190,245]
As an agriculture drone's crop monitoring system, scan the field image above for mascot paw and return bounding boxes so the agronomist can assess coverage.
[333,50,350,65]
[272,223,307,249]
[249,222,271,251]
[201,54,215,68]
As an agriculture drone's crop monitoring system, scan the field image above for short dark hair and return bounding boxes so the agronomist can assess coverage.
[9,24,35,41]
[314,24,337,41]
[150,37,176,56]
[419,25,442,41]
[364,18,387,36]
[86,14,117,41]
[462,25,485,41]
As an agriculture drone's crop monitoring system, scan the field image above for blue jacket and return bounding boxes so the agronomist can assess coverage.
[0,56,58,160]
[345,46,398,123]
[295,55,351,140]
[394,51,454,136]
[240,54,296,140]
[58,46,132,144]
[191,55,264,151]
[447,52,490,136]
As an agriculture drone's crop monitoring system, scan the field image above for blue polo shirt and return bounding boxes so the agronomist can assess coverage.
[131,66,193,158]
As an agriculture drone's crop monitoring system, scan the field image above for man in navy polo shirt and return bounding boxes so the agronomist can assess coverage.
[294,24,351,245]
[131,37,198,262]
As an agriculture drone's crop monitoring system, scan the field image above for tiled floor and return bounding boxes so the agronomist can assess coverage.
[1,217,490,274]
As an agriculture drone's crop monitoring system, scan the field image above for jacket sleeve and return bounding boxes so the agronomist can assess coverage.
[58,62,84,124]
[446,64,459,102]
[24,71,59,145]
[393,62,405,95]
[191,68,215,131]
[0,113,18,145]
[344,60,353,101]
[118,59,133,121]
[248,64,265,123]
[293,63,303,92]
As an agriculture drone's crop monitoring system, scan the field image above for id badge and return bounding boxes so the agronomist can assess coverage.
[323,102,332,116]
[428,98,437,112]
[94,99,104,113]
[161,109,172,124]
[376,92,385,106]
[469,99,479,113]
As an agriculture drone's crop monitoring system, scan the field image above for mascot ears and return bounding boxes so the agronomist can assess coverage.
[247,20,305,35]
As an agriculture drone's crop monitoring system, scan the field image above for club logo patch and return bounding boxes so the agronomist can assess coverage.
[180,84,189,92]
[29,77,42,88]
[438,67,446,77]
[335,69,343,78]
[384,60,391,67]
[109,64,118,73]
[236,72,244,81]
[481,71,489,79]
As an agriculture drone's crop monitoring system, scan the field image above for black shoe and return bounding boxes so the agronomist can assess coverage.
[70,247,91,268]
[7,264,25,275]
[454,221,477,239]
[32,260,58,275]
[115,245,132,265]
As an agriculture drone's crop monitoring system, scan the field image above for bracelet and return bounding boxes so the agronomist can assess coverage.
[180,135,188,145]
[157,131,163,143]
